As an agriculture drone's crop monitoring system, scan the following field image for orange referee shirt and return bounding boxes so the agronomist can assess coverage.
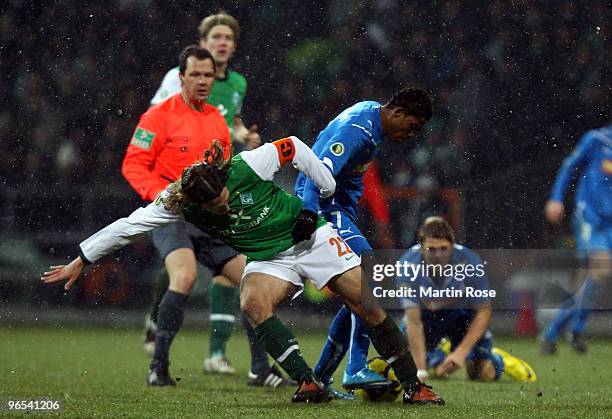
[122,94,231,202]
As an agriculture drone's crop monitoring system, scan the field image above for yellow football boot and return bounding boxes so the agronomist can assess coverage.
[492,347,537,382]
[438,337,452,355]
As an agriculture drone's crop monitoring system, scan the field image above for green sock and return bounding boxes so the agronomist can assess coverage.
[254,316,313,382]
[209,282,237,357]
[150,270,169,324]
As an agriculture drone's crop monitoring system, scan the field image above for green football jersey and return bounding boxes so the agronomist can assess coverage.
[78,138,337,266]
[207,69,247,128]
[183,154,325,261]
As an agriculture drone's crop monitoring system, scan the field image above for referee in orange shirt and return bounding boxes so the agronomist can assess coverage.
[122,46,244,386]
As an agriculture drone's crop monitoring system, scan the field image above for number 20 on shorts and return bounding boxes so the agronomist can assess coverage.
[329,236,353,257]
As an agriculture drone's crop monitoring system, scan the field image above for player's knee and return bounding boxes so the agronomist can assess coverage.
[240,291,271,326]
[168,269,197,294]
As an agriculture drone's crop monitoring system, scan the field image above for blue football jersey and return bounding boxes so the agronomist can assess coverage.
[396,243,491,317]
[295,101,383,222]
[550,125,612,228]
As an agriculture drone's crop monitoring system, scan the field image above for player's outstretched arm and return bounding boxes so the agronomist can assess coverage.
[41,257,85,291]
[241,136,335,244]
[42,193,182,290]
[240,136,335,197]
[78,195,182,264]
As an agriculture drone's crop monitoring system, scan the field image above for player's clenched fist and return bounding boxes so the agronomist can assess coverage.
[544,200,565,225]
[435,351,465,377]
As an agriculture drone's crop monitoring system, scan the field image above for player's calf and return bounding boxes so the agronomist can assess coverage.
[326,267,386,328]
[241,272,326,401]
[328,267,444,404]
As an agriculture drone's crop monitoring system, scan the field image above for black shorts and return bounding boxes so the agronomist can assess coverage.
[151,221,239,277]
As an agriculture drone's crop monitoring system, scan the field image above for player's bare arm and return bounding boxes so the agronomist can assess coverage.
[436,303,492,377]
[404,307,429,380]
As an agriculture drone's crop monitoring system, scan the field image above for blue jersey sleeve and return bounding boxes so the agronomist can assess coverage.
[549,132,596,202]
[300,126,367,213]
[395,246,422,308]
[461,248,491,306]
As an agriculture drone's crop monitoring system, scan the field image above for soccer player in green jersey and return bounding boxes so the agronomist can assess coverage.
[43,137,444,405]
[145,13,275,383]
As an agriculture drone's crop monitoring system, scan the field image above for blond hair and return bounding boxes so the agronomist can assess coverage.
[198,13,240,42]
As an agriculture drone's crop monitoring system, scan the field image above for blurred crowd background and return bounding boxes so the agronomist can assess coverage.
[1,1,609,310]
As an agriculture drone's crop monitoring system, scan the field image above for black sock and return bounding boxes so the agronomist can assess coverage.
[243,314,270,375]
[152,290,188,367]
[150,270,170,324]
[367,316,419,390]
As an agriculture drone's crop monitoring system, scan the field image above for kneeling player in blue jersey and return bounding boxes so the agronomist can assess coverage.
[399,217,536,382]
[295,88,433,396]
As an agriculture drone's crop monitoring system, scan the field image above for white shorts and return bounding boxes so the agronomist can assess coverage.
[243,223,361,290]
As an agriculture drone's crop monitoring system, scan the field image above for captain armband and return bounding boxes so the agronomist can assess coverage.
[273,137,296,167]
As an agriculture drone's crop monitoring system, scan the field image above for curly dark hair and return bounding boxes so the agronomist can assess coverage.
[163,141,230,211]
[387,87,433,121]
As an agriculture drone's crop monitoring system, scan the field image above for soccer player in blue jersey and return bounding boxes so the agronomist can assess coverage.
[294,88,432,396]
[541,124,612,354]
[399,217,536,382]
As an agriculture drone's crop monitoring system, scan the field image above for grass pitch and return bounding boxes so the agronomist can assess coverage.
[2,325,611,418]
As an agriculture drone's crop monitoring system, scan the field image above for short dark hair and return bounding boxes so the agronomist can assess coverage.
[418,216,455,244]
[178,45,216,75]
[387,87,433,121]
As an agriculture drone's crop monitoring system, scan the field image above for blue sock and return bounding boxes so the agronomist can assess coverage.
[543,294,578,343]
[314,306,351,385]
[571,276,599,335]
[345,313,370,375]
[491,352,504,380]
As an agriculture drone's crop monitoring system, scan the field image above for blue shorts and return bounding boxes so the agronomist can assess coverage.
[573,216,612,257]
[324,210,371,257]
[402,309,494,366]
